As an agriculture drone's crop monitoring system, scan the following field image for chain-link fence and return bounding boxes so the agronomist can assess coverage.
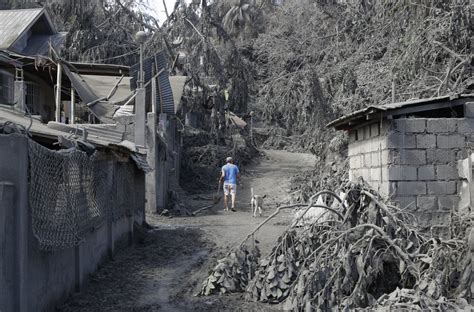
[28,139,140,251]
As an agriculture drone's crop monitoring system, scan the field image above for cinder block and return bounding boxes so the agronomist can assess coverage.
[363,153,371,167]
[370,167,382,181]
[359,168,370,180]
[438,195,460,210]
[427,181,457,195]
[456,149,469,161]
[399,149,426,165]
[431,211,452,226]
[387,133,416,148]
[457,119,474,134]
[349,155,361,169]
[381,167,389,181]
[396,181,427,195]
[380,181,396,196]
[394,118,426,133]
[366,140,376,152]
[370,152,381,167]
[370,123,380,137]
[369,181,380,191]
[458,118,474,135]
[378,138,387,150]
[393,196,417,210]
[416,134,436,149]
[388,165,417,181]
[437,134,465,149]
[418,211,451,227]
[426,149,456,164]
[464,102,474,118]
[381,150,391,165]
[417,195,438,212]
[418,165,435,180]
[349,141,362,156]
[436,164,458,180]
[426,119,457,133]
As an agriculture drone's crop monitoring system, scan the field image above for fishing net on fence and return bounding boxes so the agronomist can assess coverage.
[28,139,138,251]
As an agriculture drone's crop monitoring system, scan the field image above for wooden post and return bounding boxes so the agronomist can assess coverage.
[70,88,75,125]
[151,67,157,114]
[55,62,62,122]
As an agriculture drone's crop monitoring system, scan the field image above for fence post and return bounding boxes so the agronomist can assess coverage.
[107,160,115,259]
[0,182,15,312]
[74,245,83,292]
[146,112,158,213]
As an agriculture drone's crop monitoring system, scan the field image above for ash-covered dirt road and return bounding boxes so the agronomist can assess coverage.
[58,150,315,312]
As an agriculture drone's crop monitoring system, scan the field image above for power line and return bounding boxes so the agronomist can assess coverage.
[94,49,139,63]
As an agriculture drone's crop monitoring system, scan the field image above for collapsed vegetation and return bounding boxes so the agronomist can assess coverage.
[200,180,473,310]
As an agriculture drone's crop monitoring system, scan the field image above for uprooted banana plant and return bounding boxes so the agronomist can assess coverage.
[200,180,473,310]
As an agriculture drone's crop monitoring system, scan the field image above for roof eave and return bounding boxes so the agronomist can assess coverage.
[327,94,474,130]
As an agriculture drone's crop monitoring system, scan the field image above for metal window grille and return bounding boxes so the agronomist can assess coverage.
[25,82,39,114]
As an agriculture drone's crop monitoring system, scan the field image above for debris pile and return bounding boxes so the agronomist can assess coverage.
[200,181,473,310]
[181,127,257,192]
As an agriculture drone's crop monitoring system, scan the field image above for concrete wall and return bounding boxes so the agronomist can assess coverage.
[0,134,145,312]
[348,102,474,231]
[348,120,392,195]
[385,117,468,228]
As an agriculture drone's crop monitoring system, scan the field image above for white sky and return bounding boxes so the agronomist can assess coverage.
[148,0,188,24]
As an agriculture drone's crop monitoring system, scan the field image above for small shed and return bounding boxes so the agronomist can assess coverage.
[328,94,474,231]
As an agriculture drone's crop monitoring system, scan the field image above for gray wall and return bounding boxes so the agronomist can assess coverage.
[348,102,474,232]
[0,134,145,312]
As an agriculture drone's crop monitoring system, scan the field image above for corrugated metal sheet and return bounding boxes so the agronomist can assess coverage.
[130,52,175,115]
[169,76,187,113]
[327,94,474,129]
[0,8,45,49]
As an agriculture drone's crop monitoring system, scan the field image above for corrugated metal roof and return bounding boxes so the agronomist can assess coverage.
[169,76,187,113]
[0,106,126,149]
[0,8,46,49]
[130,52,175,115]
[327,94,474,129]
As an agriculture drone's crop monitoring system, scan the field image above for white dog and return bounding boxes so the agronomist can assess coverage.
[251,188,266,217]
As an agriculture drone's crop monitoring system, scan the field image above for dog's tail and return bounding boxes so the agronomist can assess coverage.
[251,187,254,198]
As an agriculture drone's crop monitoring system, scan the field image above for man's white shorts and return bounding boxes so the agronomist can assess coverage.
[223,183,237,195]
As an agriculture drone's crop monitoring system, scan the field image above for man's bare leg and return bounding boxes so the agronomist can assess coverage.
[224,194,229,211]
[231,193,236,211]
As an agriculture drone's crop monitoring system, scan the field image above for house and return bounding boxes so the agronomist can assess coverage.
[328,94,474,232]
[0,7,183,311]
[0,8,66,120]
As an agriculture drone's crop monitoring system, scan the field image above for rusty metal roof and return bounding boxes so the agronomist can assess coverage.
[327,94,474,130]
[0,8,51,50]
[0,106,130,151]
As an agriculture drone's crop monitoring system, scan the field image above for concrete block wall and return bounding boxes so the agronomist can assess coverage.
[348,120,392,195]
[387,117,469,228]
[348,105,474,230]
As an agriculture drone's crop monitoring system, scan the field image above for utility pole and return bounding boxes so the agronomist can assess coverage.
[134,31,147,148]
[55,62,62,122]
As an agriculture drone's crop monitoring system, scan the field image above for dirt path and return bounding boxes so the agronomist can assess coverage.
[58,150,315,312]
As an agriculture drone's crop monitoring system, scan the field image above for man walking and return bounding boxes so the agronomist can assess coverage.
[219,157,240,212]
